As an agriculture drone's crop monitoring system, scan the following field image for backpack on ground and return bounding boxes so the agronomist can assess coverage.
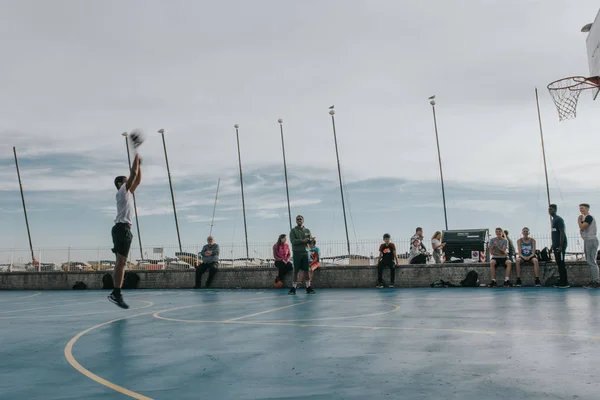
[460,270,479,287]
[102,273,114,290]
[122,271,140,289]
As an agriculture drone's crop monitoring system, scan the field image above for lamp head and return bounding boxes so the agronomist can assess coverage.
[329,110,335,116]
[277,119,283,124]
[121,132,128,137]
[158,129,165,134]
[430,100,436,106]
[234,124,239,129]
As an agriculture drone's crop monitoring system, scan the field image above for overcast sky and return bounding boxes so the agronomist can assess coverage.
[2,1,600,261]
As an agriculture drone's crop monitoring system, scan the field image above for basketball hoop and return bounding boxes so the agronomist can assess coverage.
[547,76,600,121]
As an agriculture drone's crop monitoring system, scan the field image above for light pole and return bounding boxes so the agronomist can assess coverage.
[122,132,144,260]
[429,96,448,231]
[234,124,249,260]
[158,128,182,252]
[278,118,293,232]
[328,107,351,260]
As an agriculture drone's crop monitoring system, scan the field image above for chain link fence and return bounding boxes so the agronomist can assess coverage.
[0,234,586,272]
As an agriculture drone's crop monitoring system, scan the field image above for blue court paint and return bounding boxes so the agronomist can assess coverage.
[1,288,600,399]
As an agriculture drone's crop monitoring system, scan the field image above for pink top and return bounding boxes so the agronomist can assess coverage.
[273,242,291,263]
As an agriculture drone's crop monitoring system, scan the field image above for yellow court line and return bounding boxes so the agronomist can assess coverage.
[225,301,313,322]
[64,310,157,400]
[65,295,272,399]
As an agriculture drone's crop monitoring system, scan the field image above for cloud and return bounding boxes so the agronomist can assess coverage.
[185,215,229,223]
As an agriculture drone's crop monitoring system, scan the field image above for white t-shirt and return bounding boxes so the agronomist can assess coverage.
[114,184,134,225]
[432,238,441,252]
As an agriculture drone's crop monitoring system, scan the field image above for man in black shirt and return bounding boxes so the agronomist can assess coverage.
[549,204,569,288]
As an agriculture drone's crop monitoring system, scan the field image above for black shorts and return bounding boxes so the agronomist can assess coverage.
[491,257,509,267]
[111,223,133,258]
[293,253,309,272]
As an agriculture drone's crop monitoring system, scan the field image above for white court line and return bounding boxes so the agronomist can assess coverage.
[224,301,312,322]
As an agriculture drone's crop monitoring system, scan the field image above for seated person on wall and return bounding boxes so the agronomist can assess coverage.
[515,227,541,287]
[408,239,428,264]
[411,227,427,252]
[431,231,445,264]
[273,234,293,287]
[488,227,513,287]
[376,233,399,288]
[194,236,219,289]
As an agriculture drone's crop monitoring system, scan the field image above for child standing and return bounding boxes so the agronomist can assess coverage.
[308,238,320,290]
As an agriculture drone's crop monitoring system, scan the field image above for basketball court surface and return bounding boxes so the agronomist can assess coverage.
[2,288,600,399]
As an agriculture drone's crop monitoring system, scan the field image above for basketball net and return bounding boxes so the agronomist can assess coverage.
[547,76,600,121]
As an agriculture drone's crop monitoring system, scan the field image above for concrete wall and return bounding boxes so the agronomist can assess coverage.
[0,261,595,290]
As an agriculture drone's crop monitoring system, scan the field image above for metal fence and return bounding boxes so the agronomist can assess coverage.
[0,233,587,272]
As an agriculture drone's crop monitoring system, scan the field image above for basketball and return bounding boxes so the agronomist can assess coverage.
[274,280,284,288]
[129,129,145,149]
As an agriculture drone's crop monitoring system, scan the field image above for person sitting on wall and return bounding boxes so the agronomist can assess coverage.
[411,227,427,252]
[431,231,445,264]
[273,233,293,287]
[515,227,541,287]
[194,236,219,289]
[377,233,399,287]
[488,227,513,287]
[408,239,427,264]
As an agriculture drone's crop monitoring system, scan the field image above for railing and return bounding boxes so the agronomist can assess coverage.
[0,234,587,272]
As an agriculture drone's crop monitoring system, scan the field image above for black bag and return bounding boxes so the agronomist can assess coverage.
[539,247,551,262]
[430,279,455,288]
[460,270,479,287]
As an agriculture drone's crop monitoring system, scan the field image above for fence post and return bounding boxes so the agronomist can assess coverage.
[37,249,41,272]
[9,252,13,273]
[68,246,71,271]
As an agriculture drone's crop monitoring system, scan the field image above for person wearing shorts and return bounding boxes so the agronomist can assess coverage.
[308,238,320,286]
[515,227,541,287]
[488,227,513,287]
[109,153,142,309]
[289,215,314,295]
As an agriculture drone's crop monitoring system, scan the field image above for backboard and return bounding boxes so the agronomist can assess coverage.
[586,9,600,99]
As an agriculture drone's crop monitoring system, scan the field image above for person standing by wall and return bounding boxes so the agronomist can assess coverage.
[549,204,569,288]
[289,215,314,295]
[578,203,600,289]
[431,231,445,264]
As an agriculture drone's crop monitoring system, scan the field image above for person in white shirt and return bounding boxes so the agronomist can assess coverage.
[108,153,142,309]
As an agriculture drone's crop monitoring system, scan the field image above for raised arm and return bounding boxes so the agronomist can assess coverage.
[126,154,141,192]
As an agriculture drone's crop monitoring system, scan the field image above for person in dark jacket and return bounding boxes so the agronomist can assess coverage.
[194,236,219,289]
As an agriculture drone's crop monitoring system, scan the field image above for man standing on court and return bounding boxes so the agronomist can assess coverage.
[289,215,314,295]
[578,203,599,289]
[549,204,569,288]
[108,153,142,309]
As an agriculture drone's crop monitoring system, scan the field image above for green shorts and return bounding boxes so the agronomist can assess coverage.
[293,253,309,272]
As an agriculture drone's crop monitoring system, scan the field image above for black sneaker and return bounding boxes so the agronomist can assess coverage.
[583,281,600,289]
[535,278,541,287]
[376,282,384,288]
[288,287,296,295]
[306,286,315,294]
[108,293,129,309]
[488,280,497,288]
[553,282,570,288]
[388,284,395,288]
[504,280,513,287]
[515,278,522,287]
